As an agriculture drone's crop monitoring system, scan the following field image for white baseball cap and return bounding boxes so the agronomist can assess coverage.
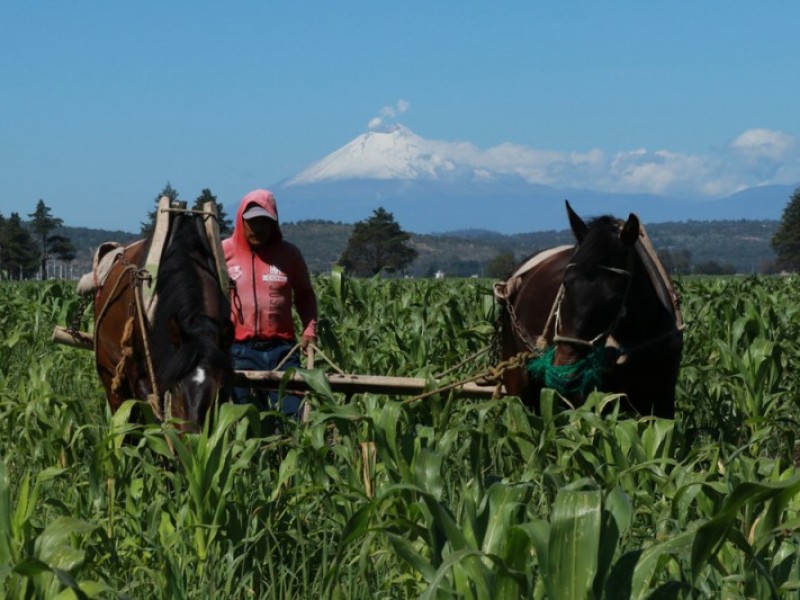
[242,205,277,220]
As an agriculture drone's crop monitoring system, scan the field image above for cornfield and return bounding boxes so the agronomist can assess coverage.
[2,273,800,598]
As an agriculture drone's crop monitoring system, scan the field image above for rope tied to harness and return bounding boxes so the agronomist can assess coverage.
[527,346,606,398]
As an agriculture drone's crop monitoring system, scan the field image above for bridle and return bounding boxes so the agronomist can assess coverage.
[550,261,633,350]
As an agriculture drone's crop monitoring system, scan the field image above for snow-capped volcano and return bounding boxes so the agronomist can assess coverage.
[271,125,794,234]
[286,125,462,185]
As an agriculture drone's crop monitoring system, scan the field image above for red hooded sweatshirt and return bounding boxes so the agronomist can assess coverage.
[223,189,317,344]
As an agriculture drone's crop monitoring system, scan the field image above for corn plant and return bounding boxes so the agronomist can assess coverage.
[3,276,800,597]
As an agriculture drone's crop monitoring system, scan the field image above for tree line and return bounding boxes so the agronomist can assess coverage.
[1,180,421,281]
[0,183,235,281]
[4,184,799,280]
[0,200,74,280]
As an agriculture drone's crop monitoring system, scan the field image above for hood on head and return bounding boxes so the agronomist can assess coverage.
[232,189,283,246]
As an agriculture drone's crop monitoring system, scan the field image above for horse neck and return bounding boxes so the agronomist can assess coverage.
[618,254,673,340]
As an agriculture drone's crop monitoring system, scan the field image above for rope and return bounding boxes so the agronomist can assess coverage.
[111,315,135,396]
[305,343,347,375]
[68,292,92,335]
[539,284,564,349]
[404,348,538,404]
[269,341,347,376]
[160,206,219,221]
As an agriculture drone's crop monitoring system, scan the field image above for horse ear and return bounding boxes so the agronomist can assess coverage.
[620,213,640,247]
[566,200,588,243]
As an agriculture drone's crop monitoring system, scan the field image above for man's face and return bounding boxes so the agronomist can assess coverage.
[243,216,275,248]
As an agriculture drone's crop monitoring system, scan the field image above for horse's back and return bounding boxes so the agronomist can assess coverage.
[498,245,573,345]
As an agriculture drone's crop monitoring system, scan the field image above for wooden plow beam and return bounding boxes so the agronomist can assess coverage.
[51,329,502,399]
[234,369,501,399]
[52,326,93,350]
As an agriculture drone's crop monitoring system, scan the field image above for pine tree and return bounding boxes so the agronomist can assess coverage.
[141,182,180,237]
[771,187,800,271]
[193,188,233,236]
[338,207,418,276]
[1,213,40,279]
[0,213,5,279]
[28,199,63,278]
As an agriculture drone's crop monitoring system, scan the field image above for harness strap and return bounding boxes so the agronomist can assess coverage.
[132,270,162,419]
[95,251,163,421]
[539,284,564,349]
[635,228,684,330]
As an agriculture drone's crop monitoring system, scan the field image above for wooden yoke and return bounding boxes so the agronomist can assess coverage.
[142,196,173,322]
[202,201,228,292]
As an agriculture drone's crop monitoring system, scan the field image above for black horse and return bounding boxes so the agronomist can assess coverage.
[93,210,233,431]
[497,201,682,418]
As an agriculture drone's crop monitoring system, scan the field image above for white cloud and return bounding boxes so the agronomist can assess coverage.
[423,128,800,197]
[730,128,795,161]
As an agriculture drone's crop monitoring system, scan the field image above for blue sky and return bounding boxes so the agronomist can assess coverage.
[1,1,799,231]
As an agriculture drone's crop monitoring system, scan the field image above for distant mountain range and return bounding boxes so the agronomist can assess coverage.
[61,216,777,280]
[266,125,798,235]
[56,125,790,278]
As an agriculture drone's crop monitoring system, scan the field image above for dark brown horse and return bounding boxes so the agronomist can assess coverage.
[497,201,682,418]
[93,211,233,431]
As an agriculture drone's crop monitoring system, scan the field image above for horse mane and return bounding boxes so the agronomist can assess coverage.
[150,214,231,390]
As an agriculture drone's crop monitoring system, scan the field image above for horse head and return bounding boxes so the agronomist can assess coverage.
[508,201,680,416]
[150,213,233,431]
[547,201,639,394]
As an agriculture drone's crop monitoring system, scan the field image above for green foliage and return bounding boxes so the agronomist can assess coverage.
[484,251,517,279]
[772,187,800,271]
[46,234,76,263]
[338,207,418,276]
[141,181,180,237]
[193,188,233,237]
[3,275,800,597]
[0,213,39,280]
[27,199,64,279]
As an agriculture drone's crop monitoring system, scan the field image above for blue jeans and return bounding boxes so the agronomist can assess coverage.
[231,340,302,418]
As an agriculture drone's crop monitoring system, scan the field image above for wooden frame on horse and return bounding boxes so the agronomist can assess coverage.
[496,200,683,418]
[91,198,233,431]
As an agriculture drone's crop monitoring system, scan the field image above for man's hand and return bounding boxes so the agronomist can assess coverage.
[301,334,317,350]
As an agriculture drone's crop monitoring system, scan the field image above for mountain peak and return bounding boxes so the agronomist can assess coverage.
[285,124,457,185]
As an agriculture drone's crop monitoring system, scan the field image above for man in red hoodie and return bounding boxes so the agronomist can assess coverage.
[223,189,317,419]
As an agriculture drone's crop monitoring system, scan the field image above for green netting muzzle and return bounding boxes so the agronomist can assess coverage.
[527,345,606,398]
